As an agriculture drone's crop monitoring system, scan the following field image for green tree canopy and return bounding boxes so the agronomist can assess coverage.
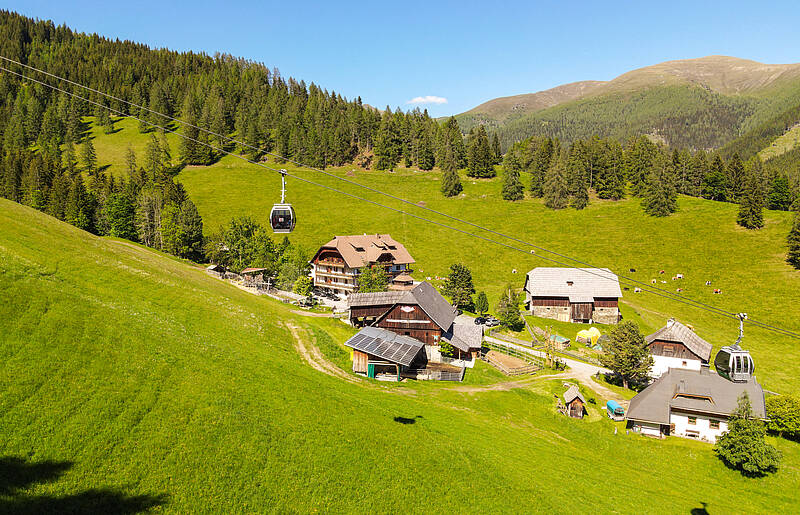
[599,321,653,389]
[642,153,678,217]
[474,291,489,315]
[441,263,475,309]
[495,285,524,331]
[766,395,800,440]
[737,161,765,229]
[714,393,781,476]
[357,265,389,293]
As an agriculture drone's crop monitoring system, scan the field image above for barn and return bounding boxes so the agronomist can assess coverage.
[523,267,622,324]
[347,282,482,362]
[344,326,426,380]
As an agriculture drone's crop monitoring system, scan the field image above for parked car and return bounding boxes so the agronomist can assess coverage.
[484,317,500,327]
[474,317,486,325]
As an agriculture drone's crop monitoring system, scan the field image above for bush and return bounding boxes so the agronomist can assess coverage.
[766,395,800,440]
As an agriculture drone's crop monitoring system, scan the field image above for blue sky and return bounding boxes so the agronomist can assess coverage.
[7,1,800,117]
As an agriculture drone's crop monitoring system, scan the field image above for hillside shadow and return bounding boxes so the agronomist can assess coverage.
[0,456,166,514]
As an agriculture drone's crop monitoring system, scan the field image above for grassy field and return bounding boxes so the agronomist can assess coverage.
[78,116,800,395]
[759,123,800,161]
[2,199,799,513]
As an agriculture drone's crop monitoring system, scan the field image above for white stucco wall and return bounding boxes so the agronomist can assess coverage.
[650,356,702,378]
[632,421,662,437]
[670,412,727,443]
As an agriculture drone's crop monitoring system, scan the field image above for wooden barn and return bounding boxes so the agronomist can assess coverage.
[563,385,586,419]
[523,267,622,324]
[347,282,482,361]
[344,326,426,380]
[646,319,712,378]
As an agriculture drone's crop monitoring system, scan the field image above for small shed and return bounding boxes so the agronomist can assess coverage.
[549,334,571,350]
[563,385,586,419]
[240,267,269,287]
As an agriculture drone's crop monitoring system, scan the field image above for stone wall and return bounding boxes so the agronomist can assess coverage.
[592,307,620,324]
[531,305,570,322]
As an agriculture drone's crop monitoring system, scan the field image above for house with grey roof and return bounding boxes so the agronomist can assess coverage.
[347,282,482,367]
[625,367,766,442]
[310,234,415,297]
[523,267,622,324]
[646,319,713,377]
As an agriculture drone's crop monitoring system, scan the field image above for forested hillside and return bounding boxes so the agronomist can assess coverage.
[457,56,800,152]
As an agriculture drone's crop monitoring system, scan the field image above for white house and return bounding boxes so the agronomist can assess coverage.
[646,319,712,378]
[625,367,766,442]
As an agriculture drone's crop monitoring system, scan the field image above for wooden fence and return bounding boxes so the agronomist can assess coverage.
[482,340,544,368]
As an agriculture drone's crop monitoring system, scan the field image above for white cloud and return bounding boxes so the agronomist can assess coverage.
[406,95,448,105]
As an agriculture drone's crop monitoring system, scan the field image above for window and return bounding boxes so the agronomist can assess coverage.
[688,416,697,425]
[710,420,720,429]
[682,361,688,366]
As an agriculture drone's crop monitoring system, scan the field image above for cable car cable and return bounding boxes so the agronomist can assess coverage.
[4,62,799,340]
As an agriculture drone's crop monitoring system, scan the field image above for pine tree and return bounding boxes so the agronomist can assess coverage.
[105,192,137,240]
[543,154,568,209]
[726,153,746,203]
[702,155,728,201]
[474,291,489,315]
[529,138,554,197]
[65,176,92,231]
[625,136,658,197]
[599,321,653,389]
[787,210,800,270]
[767,175,794,211]
[491,132,502,164]
[501,164,524,201]
[63,141,77,175]
[566,142,589,209]
[714,393,781,476]
[441,263,475,309]
[495,284,523,331]
[642,153,678,217]
[125,147,137,176]
[81,138,97,175]
[737,161,765,229]
[466,125,494,178]
[373,107,402,170]
[144,134,162,178]
[440,145,462,197]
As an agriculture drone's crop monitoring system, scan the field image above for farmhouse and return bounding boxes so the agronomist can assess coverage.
[523,267,622,324]
[563,385,586,419]
[347,282,482,362]
[310,234,415,297]
[625,367,766,442]
[646,319,712,378]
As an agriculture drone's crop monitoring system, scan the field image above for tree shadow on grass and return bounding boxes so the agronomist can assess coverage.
[0,456,166,514]
[393,415,423,425]
[690,501,709,515]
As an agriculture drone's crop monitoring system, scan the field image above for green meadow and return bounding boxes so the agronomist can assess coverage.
[1,199,799,513]
[80,117,800,394]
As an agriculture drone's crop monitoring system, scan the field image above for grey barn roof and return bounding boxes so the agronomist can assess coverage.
[443,324,483,353]
[343,326,424,367]
[646,320,713,362]
[564,385,586,405]
[626,368,766,425]
[524,267,622,302]
[348,282,457,332]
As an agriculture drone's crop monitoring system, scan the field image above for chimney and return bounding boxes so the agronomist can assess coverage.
[566,281,574,287]
[666,318,675,328]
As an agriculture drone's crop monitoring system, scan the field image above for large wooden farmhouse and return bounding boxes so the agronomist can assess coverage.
[646,319,712,378]
[346,282,482,367]
[310,234,415,297]
[626,367,766,442]
[523,267,622,324]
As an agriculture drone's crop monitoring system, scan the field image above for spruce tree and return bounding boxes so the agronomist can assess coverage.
[726,153,746,203]
[642,153,678,217]
[440,145,463,197]
[491,132,502,164]
[529,138,553,197]
[702,155,728,201]
[501,164,524,201]
[787,210,800,270]
[543,154,568,209]
[474,291,489,315]
[767,175,794,211]
[466,126,494,178]
[566,142,589,209]
[737,161,765,229]
[81,138,97,175]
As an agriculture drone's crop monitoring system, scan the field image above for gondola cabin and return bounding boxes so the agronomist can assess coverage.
[270,203,295,233]
[714,345,754,383]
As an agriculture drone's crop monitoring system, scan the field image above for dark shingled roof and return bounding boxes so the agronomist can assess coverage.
[343,326,424,367]
[626,368,766,425]
[348,282,457,332]
[646,320,712,362]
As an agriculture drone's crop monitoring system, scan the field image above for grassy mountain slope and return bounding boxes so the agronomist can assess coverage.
[2,199,800,513]
[83,117,800,394]
[457,56,800,150]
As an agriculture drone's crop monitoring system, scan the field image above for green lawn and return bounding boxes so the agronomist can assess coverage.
[79,117,800,395]
[1,200,799,512]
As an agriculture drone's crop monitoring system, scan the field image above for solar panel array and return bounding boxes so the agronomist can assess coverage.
[344,328,425,367]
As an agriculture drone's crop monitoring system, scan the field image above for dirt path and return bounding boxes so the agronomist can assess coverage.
[290,310,335,318]
[284,322,359,384]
